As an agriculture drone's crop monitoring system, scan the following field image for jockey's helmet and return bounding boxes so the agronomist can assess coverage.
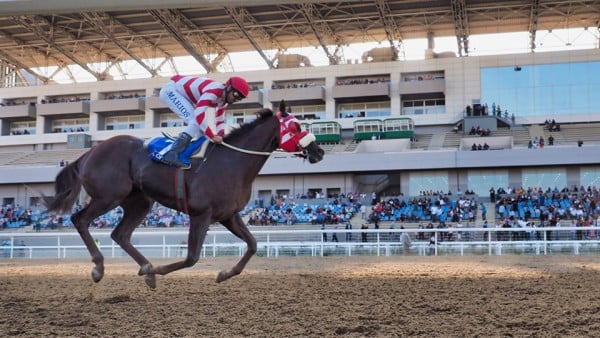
[227,76,250,98]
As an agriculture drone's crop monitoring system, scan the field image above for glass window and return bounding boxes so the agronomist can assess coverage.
[467,171,509,196]
[51,118,89,133]
[338,102,390,118]
[105,115,144,130]
[159,113,185,127]
[9,121,36,135]
[580,167,600,188]
[408,172,448,196]
[481,61,600,117]
[522,169,566,191]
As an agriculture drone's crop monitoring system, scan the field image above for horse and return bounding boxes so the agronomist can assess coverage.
[44,101,324,288]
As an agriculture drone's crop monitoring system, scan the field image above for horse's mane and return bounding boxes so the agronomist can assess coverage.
[224,108,274,142]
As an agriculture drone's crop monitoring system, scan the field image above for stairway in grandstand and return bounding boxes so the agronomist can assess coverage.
[0,151,30,165]
[442,132,463,149]
[317,142,357,153]
[3,148,89,166]
[493,127,530,147]
[410,133,432,150]
[554,122,600,145]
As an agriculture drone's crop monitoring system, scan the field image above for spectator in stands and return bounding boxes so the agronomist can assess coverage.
[428,234,436,255]
[321,224,327,242]
[345,222,353,241]
[360,204,367,220]
[2,238,11,256]
[481,202,487,221]
[361,223,368,242]
[400,226,411,255]
[331,226,339,243]
[548,135,554,146]
[489,187,496,203]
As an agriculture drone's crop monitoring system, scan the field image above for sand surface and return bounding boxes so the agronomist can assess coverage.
[1,255,600,337]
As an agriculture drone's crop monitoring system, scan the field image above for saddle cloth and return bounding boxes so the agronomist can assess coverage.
[145,134,209,166]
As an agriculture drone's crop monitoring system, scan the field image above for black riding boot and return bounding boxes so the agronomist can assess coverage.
[160,132,192,168]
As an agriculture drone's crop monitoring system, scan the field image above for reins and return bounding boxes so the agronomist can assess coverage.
[220,141,303,156]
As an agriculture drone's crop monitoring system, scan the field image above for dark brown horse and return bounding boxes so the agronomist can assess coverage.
[44,102,324,288]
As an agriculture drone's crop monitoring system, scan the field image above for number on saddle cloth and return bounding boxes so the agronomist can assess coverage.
[145,135,208,166]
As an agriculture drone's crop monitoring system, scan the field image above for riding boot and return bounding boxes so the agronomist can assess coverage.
[160,132,192,168]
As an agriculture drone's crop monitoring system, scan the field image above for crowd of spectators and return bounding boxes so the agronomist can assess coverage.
[5,184,600,246]
[471,143,490,151]
[468,126,491,136]
[544,119,561,132]
[40,97,88,104]
[492,185,600,240]
[0,205,45,229]
[0,100,36,107]
[336,78,388,85]
[271,81,320,89]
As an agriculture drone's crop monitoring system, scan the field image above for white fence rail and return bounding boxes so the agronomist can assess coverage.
[2,226,600,259]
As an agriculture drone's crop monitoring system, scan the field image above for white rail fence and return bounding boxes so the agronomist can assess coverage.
[2,227,600,259]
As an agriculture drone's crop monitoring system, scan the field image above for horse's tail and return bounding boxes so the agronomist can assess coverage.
[43,156,84,214]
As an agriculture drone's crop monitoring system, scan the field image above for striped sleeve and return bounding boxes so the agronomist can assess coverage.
[193,89,221,139]
[214,103,228,136]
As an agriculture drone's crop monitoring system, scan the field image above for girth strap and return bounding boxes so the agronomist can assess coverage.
[173,168,189,214]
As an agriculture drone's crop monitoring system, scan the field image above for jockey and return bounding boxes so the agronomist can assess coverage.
[158,75,250,168]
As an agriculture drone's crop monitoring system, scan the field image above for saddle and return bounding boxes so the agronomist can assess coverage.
[145,133,210,167]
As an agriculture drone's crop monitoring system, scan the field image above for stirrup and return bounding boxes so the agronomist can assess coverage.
[160,157,190,169]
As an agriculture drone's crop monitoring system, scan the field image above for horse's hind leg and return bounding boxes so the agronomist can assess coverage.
[109,191,155,287]
[71,200,121,283]
[216,214,257,283]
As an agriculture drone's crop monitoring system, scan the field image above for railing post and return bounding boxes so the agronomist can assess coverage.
[543,228,547,255]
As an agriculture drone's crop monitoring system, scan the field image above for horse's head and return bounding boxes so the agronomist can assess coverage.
[276,100,324,164]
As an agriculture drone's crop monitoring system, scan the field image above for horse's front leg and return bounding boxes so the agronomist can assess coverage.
[142,215,210,279]
[216,214,257,283]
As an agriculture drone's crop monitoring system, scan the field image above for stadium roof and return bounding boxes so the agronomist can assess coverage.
[0,0,598,85]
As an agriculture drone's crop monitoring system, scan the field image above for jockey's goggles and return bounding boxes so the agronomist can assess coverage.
[232,90,246,100]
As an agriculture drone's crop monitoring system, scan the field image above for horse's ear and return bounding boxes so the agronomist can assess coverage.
[255,108,274,118]
[279,100,289,117]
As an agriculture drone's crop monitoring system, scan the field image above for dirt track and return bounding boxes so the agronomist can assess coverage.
[1,255,600,337]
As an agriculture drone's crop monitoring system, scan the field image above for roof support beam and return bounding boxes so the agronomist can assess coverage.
[12,15,115,81]
[0,28,75,84]
[148,9,228,73]
[0,52,49,85]
[529,0,540,51]
[80,12,159,77]
[224,7,276,69]
[0,47,50,85]
[451,0,469,56]
[298,3,342,65]
[374,0,401,59]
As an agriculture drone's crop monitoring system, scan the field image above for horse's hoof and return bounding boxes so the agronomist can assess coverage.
[216,271,228,283]
[91,267,104,283]
[145,274,156,289]
[138,263,152,276]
